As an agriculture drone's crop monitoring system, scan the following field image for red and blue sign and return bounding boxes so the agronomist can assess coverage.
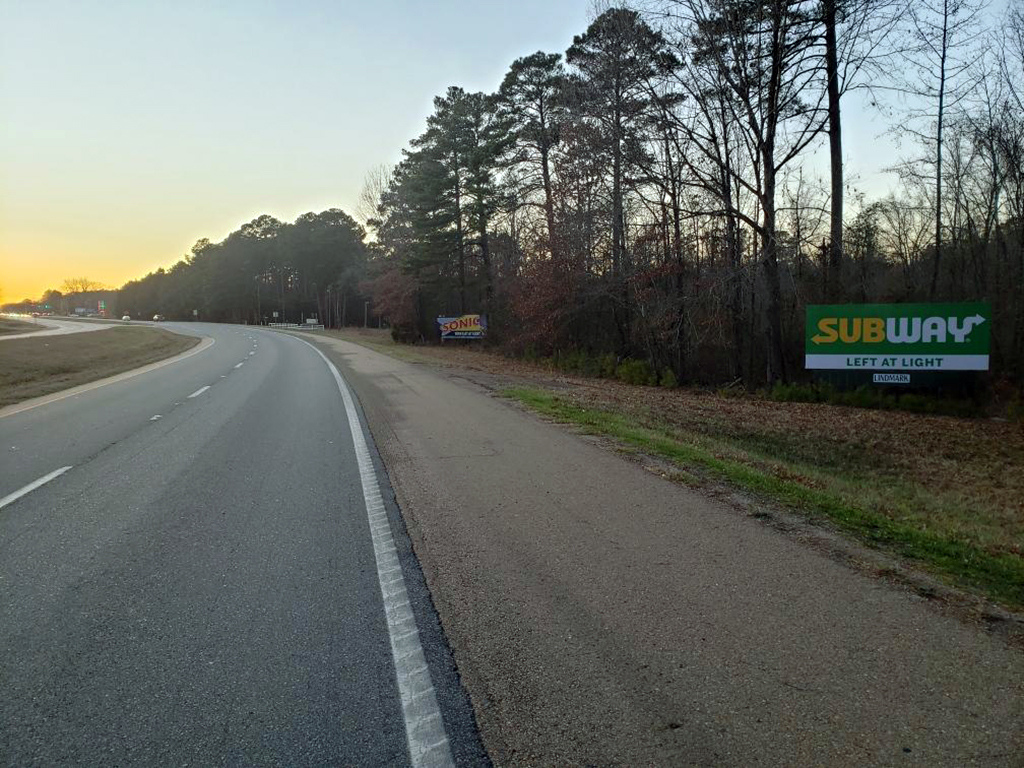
[438,314,486,340]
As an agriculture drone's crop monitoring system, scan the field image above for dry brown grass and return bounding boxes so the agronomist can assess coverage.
[0,326,197,407]
[0,318,43,336]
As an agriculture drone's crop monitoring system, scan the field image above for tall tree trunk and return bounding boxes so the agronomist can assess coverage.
[612,92,630,352]
[480,226,493,314]
[540,141,558,265]
[762,179,786,383]
[762,3,786,384]
[454,157,466,314]
[1017,229,1024,378]
[930,1,950,300]
[661,197,671,265]
[824,0,844,301]
[612,103,624,276]
[728,212,744,381]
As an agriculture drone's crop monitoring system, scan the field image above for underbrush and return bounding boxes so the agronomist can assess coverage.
[543,349,676,387]
[770,381,986,418]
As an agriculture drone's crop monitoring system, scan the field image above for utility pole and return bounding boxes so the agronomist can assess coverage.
[279,268,285,324]
[364,301,369,328]
[254,274,262,324]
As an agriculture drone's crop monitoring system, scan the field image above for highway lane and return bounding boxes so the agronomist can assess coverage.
[1,321,238,496]
[0,323,484,766]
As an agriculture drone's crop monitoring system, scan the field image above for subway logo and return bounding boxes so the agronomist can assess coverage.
[804,302,990,372]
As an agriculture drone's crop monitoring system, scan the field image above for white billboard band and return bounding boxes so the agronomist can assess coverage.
[804,354,990,371]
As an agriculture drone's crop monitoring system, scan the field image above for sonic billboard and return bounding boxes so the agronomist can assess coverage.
[438,314,487,340]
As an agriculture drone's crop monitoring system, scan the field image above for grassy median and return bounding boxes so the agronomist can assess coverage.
[0,317,43,336]
[0,326,198,407]
[504,386,1024,611]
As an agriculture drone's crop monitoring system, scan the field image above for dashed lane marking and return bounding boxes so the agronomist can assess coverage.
[0,466,73,511]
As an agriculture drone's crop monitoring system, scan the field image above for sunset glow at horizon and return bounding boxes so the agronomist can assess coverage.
[1,0,592,303]
[1,0,906,305]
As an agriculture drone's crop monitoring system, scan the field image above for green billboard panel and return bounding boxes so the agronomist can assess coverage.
[805,302,990,371]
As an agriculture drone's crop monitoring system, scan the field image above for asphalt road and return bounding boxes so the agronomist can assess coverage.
[0,323,485,766]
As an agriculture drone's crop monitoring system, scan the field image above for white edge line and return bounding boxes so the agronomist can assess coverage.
[0,466,73,511]
[187,385,210,399]
[293,336,454,768]
[0,335,216,420]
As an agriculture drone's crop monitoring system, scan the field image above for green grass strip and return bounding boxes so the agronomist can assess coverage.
[504,386,1024,609]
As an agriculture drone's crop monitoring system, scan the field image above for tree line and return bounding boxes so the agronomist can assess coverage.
[118,210,369,326]
[364,0,1024,385]
[25,0,1022,387]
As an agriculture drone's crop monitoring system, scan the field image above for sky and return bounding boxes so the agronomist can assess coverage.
[1,0,915,303]
[0,0,595,302]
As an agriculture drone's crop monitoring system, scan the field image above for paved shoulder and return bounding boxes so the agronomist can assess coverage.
[313,333,1024,767]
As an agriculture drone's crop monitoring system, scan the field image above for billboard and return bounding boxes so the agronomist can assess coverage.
[805,303,990,371]
[438,314,487,340]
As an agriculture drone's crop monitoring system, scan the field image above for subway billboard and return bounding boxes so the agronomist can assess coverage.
[805,303,990,371]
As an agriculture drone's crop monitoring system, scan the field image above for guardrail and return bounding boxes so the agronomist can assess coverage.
[268,323,325,331]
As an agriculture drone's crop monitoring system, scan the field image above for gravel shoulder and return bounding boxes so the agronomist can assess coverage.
[310,332,1024,768]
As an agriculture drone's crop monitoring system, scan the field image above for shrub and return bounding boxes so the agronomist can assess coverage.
[660,369,679,388]
[768,381,983,418]
[716,383,748,399]
[391,324,417,343]
[769,382,824,403]
[578,355,602,378]
[835,385,895,410]
[554,350,589,375]
[597,353,618,378]
[617,358,658,386]
[1009,401,1024,422]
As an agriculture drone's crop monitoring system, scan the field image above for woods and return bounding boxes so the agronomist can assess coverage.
[118,210,369,327]
[109,0,1024,387]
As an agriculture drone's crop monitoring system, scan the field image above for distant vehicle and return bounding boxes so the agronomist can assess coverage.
[153,314,165,321]
[121,315,131,322]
